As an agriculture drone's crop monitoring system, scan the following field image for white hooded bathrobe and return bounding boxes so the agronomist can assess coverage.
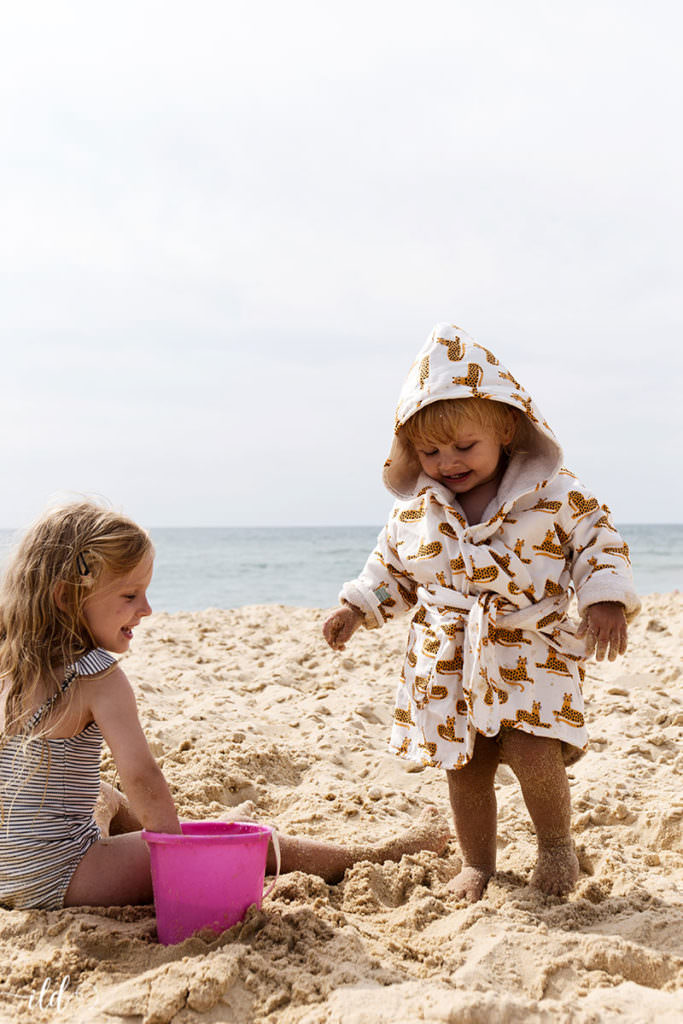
[340,324,640,769]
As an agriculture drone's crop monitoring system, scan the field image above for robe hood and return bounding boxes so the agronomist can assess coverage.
[383,323,564,505]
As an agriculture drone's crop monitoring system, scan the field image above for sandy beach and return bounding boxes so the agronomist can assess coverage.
[0,592,681,1023]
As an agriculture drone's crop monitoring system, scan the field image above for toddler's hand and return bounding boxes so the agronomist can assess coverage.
[323,605,362,651]
[577,601,628,662]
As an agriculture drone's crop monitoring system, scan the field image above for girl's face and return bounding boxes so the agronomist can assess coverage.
[82,554,154,653]
[413,418,510,497]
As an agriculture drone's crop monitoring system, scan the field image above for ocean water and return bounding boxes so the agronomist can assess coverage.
[2,524,675,614]
[0,524,680,614]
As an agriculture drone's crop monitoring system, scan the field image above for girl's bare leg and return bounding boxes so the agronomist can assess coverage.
[266,806,451,884]
[67,800,451,904]
[64,832,153,906]
[446,733,500,901]
[500,730,579,896]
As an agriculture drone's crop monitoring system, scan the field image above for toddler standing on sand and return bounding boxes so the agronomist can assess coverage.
[324,323,640,901]
[0,501,448,912]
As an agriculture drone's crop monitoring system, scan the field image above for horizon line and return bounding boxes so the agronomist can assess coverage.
[2,521,681,531]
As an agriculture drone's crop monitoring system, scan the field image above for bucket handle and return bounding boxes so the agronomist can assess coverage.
[263,828,280,900]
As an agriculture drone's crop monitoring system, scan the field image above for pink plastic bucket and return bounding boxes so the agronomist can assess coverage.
[142,821,280,945]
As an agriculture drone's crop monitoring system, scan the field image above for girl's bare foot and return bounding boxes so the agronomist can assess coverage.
[366,805,451,862]
[448,864,493,901]
[530,837,579,896]
[270,805,451,883]
[93,781,124,836]
[94,781,142,837]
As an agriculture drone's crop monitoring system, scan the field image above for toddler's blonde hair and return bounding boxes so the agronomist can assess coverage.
[400,397,530,453]
[0,501,152,736]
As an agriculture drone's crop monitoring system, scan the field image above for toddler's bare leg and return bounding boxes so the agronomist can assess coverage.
[446,733,500,901]
[266,806,451,884]
[500,730,579,896]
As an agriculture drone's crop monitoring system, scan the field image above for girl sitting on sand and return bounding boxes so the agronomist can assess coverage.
[323,323,640,901]
[0,501,448,911]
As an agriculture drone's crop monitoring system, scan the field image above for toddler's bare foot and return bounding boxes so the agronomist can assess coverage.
[530,837,579,896]
[447,865,493,901]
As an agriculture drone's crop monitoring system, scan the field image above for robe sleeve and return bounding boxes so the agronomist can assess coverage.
[561,488,641,620]
[339,508,419,628]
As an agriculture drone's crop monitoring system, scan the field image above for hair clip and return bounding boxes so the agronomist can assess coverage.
[76,552,91,576]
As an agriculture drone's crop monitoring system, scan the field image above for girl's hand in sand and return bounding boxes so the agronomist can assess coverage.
[577,601,628,662]
[323,605,363,650]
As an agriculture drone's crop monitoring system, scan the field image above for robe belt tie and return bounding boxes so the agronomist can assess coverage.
[415,585,585,710]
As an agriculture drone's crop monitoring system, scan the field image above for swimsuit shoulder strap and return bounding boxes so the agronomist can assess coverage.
[23,648,117,733]
[72,648,117,677]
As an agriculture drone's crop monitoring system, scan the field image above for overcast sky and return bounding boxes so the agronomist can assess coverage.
[1,1,680,528]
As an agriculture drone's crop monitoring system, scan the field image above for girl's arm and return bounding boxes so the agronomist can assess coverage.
[86,666,181,835]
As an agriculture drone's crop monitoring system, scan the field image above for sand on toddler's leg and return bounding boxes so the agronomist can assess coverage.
[446,734,500,902]
[500,730,579,896]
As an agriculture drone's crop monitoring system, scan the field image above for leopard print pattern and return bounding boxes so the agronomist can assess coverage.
[514,539,532,564]
[451,362,484,391]
[409,541,443,560]
[473,343,500,365]
[536,609,563,630]
[394,707,415,727]
[568,491,600,520]
[422,631,441,656]
[553,692,585,728]
[532,530,566,560]
[481,668,510,706]
[498,656,532,688]
[602,542,630,562]
[436,334,466,361]
[489,550,513,576]
[531,499,562,515]
[535,650,572,676]
[486,621,532,647]
[399,500,426,522]
[436,647,464,675]
[500,701,552,730]
[510,391,539,424]
[471,565,499,583]
[498,368,520,389]
[437,716,464,742]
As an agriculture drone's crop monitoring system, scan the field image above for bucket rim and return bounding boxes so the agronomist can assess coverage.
[142,820,274,845]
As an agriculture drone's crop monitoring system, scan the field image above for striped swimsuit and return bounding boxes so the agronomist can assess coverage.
[0,649,115,910]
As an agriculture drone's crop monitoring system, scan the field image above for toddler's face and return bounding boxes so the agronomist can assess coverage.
[413,419,508,497]
[82,554,154,654]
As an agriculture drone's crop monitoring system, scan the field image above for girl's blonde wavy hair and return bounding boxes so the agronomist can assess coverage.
[0,501,153,737]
